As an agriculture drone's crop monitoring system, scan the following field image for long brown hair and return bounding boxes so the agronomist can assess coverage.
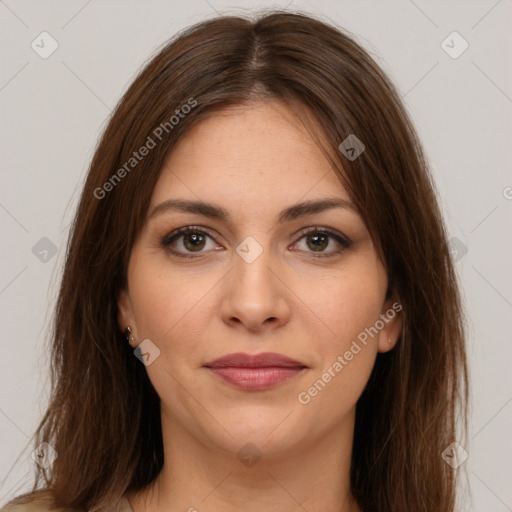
[3,10,468,512]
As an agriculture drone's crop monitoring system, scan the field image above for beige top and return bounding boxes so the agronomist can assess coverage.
[1,494,133,512]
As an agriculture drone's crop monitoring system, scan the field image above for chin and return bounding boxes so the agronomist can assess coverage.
[211,411,305,451]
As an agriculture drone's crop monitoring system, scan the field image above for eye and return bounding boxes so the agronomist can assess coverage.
[161,227,222,258]
[291,227,351,257]
[161,225,351,260]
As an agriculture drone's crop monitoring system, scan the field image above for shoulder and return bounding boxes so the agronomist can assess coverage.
[1,504,52,512]
[1,496,58,512]
[1,491,56,512]
[1,491,132,512]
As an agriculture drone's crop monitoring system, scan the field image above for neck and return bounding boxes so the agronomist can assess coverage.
[127,407,362,512]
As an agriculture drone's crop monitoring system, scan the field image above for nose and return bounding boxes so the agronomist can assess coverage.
[220,247,291,334]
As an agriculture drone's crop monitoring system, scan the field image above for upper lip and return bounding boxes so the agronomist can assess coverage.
[204,352,307,368]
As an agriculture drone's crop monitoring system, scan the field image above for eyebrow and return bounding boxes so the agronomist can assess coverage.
[148,197,357,224]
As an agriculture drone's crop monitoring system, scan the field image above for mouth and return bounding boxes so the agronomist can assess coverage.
[203,352,308,391]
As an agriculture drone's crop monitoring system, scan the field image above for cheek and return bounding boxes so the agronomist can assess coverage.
[293,262,385,346]
[127,253,219,353]
[292,262,385,404]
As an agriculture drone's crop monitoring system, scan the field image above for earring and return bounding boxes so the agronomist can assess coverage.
[124,326,135,345]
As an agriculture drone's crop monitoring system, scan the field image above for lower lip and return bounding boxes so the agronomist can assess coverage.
[207,366,305,390]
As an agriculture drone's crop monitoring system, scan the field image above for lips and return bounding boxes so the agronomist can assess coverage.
[205,352,306,368]
[204,352,307,391]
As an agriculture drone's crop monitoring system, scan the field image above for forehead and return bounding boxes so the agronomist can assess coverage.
[150,100,349,210]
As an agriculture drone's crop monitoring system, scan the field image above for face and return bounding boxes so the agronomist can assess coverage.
[118,99,401,459]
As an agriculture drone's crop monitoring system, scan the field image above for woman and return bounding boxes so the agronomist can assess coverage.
[2,10,468,512]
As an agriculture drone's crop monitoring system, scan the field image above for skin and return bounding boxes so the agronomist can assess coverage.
[118,99,402,512]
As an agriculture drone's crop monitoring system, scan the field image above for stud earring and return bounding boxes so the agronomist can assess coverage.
[124,326,135,345]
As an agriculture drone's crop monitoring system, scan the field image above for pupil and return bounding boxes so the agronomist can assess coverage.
[185,232,205,251]
[308,234,327,251]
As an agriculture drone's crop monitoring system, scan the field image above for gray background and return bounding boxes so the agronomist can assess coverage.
[1,1,511,510]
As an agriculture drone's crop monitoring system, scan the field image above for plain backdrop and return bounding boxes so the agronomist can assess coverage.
[1,1,511,510]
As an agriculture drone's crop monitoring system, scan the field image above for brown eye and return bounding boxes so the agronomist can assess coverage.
[161,227,222,259]
[305,233,329,252]
[183,231,206,251]
[291,227,351,258]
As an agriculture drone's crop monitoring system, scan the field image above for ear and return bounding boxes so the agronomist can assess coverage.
[376,297,403,354]
[117,287,137,348]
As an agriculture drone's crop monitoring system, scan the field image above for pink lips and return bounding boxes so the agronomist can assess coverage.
[204,352,307,391]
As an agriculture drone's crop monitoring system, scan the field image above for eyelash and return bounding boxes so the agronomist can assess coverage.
[161,225,352,260]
